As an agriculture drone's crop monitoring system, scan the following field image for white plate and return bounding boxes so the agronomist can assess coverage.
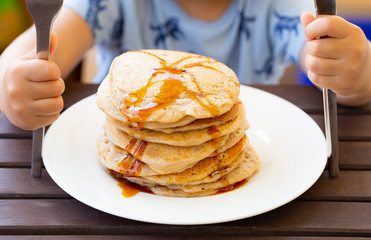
[43,85,327,225]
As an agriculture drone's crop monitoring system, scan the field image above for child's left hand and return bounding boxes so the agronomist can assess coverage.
[301,12,371,106]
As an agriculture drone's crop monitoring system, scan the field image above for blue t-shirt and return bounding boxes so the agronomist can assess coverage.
[64,0,314,84]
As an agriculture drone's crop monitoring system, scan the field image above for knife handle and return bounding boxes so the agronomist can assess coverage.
[315,0,336,16]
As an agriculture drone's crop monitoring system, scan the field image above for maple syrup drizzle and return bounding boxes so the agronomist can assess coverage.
[133,140,148,159]
[118,50,222,122]
[117,140,147,175]
[215,179,248,195]
[133,50,167,63]
[108,170,153,198]
[109,167,248,198]
[125,139,137,152]
[207,126,221,137]
[171,55,212,65]
[117,155,144,175]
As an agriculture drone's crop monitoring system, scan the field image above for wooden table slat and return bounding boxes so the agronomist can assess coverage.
[0,139,32,167]
[300,170,371,201]
[0,237,370,240]
[0,114,31,138]
[0,169,67,198]
[311,114,371,140]
[339,141,371,169]
[0,200,370,236]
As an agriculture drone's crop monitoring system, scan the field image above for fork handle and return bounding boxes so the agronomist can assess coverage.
[31,127,44,177]
[30,15,51,177]
[31,26,50,178]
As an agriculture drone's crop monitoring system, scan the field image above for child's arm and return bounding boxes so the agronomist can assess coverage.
[300,12,371,106]
[0,7,93,130]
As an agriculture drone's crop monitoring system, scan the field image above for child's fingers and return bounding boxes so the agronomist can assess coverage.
[32,96,64,116]
[15,59,61,82]
[305,16,349,40]
[300,12,316,28]
[307,70,338,90]
[35,114,60,128]
[305,55,339,76]
[8,97,63,130]
[306,38,344,59]
[28,78,65,100]
[19,113,61,130]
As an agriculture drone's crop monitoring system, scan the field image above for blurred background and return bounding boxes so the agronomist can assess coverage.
[0,0,32,52]
[0,0,370,84]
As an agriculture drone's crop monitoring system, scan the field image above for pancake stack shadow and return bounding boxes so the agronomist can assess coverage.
[96,50,260,197]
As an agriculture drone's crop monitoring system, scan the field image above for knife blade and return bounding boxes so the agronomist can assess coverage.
[314,0,339,177]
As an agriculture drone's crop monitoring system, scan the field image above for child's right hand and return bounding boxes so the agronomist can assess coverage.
[0,32,65,130]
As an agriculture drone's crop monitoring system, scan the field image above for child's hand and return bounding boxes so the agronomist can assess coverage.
[0,32,65,130]
[301,12,371,105]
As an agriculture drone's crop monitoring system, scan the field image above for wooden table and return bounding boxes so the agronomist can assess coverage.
[1,82,370,239]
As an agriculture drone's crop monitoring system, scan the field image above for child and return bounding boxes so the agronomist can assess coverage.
[0,0,370,130]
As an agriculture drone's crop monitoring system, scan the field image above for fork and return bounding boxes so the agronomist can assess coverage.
[26,0,64,177]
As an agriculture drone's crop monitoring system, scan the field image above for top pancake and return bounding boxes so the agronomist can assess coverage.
[97,76,240,131]
[103,49,240,123]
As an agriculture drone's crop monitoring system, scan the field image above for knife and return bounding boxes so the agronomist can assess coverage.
[314,0,339,177]
[26,0,64,177]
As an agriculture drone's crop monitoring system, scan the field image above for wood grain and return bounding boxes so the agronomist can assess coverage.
[339,141,371,169]
[0,114,31,138]
[300,171,371,201]
[311,114,371,140]
[0,139,31,167]
[0,169,67,198]
[0,200,369,236]
[0,237,370,240]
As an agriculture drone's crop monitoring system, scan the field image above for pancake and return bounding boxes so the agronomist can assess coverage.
[126,135,248,185]
[97,76,241,131]
[98,129,248,179]
[97,76,198,129]
[126,146,245,186]
[128,147,260,197]
[107,104,247,146]
[152,101,241,133]
[103,119,248,174]
[106,50,240,123]
[97,132,159,177]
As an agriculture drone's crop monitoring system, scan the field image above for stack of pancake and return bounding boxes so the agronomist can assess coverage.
[96,50,259,197]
